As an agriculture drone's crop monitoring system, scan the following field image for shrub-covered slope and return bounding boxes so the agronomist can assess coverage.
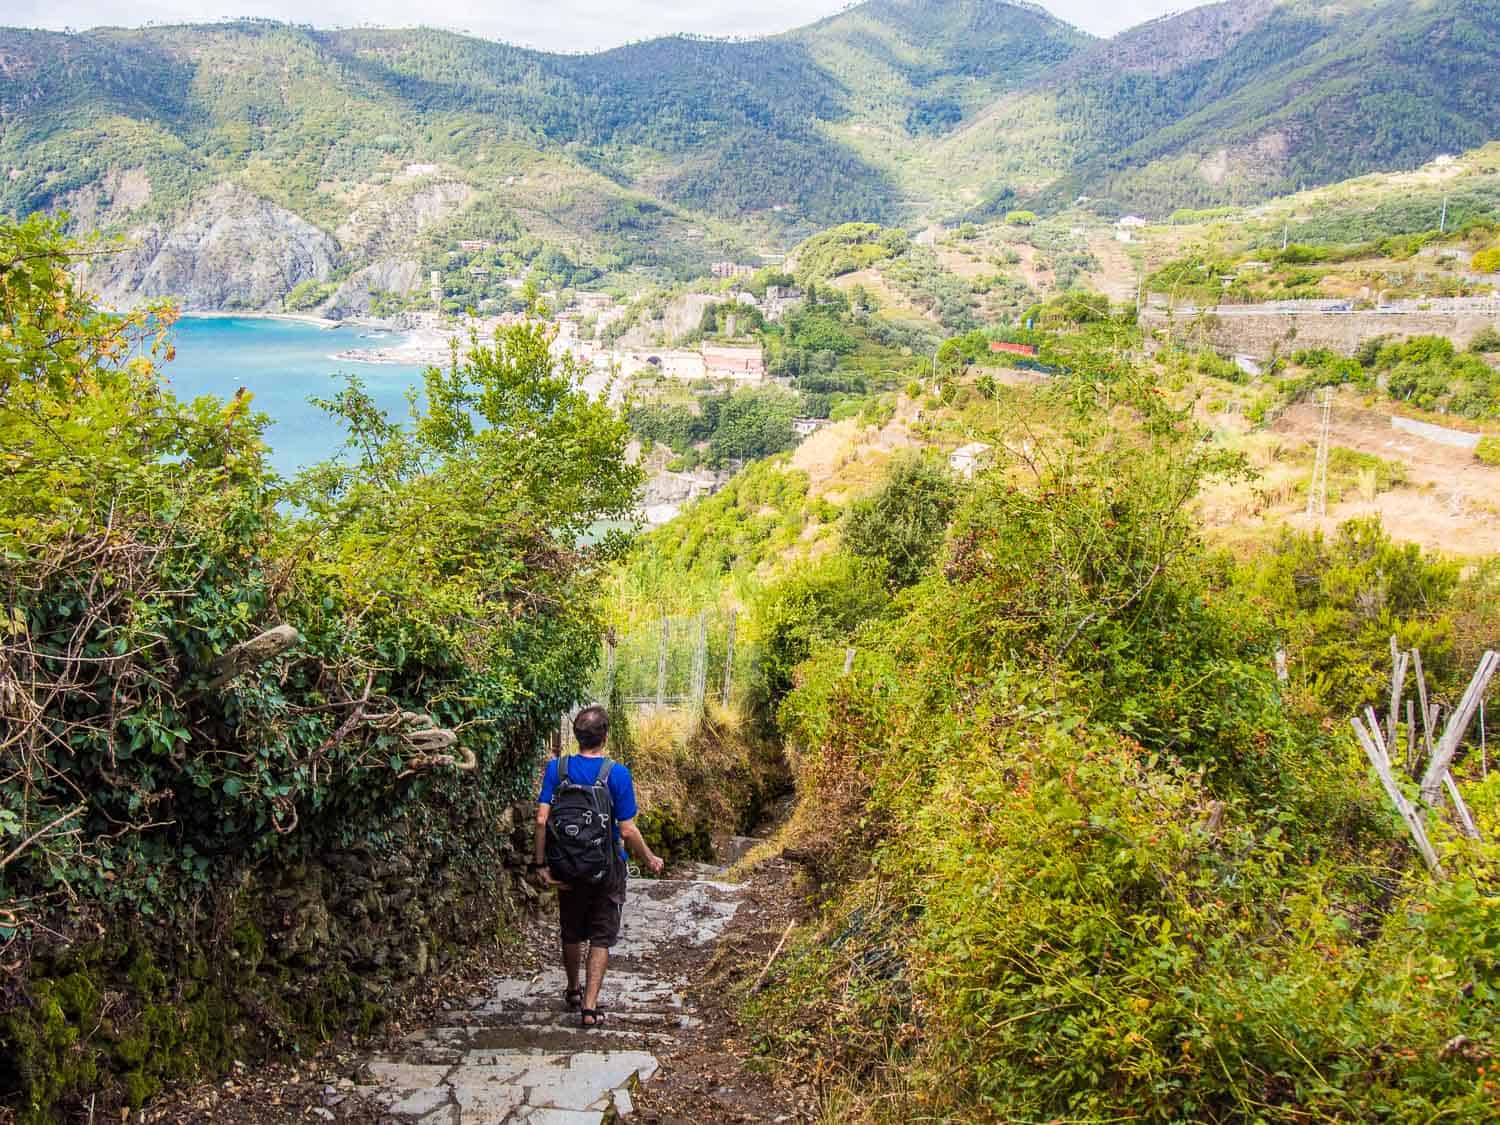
[0,215,640,1120]
[737,373,1500,1119]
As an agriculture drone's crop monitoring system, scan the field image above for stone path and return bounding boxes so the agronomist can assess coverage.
[357,866,743,1123]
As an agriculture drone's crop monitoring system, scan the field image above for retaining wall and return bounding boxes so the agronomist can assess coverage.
[1142,307,1499,359]
[1391,415,1482,450]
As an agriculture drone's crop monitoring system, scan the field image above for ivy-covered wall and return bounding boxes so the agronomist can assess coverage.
[3,793,536,1121]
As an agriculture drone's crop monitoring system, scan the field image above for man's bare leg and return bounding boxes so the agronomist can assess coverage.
[582,945,609,1023]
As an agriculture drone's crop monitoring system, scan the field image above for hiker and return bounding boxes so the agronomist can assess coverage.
[532,705,664,1028]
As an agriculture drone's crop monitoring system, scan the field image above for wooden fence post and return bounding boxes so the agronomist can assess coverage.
[691,611,708,716]
[1352,714,1444,877]
[1419,651,1498,806]
[722,610,737,704]
[604,629,617,706]
[656,616,669,711]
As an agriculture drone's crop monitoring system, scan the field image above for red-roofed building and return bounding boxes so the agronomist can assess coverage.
[990,341,1039,358]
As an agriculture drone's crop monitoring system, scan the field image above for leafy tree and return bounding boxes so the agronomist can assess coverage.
[842,453,959,590]
[709,389,798,464]
[0,219,642,1120]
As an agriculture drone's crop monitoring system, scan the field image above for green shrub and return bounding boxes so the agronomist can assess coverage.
[1476,436,1500,466]
[751,554,888,716]
[709,388,798,464]
[842,453,959,591]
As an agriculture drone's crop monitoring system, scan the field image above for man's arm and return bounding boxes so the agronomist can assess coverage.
[533,803,565,885]
[618,817,664,876]
[534,803,550,868]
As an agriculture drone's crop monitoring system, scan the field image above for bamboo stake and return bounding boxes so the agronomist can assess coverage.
[1443,773,1481,841]
[1352,715,1443,877]
[723,609,737,703]
[656,616,669,711]
[1406,699,1417,776]
[1420,651,1498,806]
[1388,645,1409,751]
[1413,648,1434,774]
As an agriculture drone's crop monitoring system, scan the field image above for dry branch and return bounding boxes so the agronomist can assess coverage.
[1352,715,1443,877]
[1420,651,1498,806]
[203,624,301,691]
[753,921,797,994]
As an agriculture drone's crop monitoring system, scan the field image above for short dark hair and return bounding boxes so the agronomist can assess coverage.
[573,706,609,750]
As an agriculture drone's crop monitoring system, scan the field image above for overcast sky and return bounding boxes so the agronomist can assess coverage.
[8,1,1193,51]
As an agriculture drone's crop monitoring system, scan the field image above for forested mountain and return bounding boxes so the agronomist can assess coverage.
[945,0,1500,215]
[1,0,1495,308]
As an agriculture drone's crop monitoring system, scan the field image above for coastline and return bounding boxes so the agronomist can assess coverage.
[179,310,348,330]
[177,310,457,367]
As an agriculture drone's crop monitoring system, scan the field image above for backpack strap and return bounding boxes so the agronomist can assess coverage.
[555,753,572,789]
[595,758,615,788]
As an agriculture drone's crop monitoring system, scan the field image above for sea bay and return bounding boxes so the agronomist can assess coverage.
[163,316,431,476]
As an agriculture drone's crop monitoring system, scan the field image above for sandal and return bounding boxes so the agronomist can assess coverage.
[580,1008,604,1029]
[564,986,583,1011]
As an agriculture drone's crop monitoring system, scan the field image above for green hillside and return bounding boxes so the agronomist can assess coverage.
[945,0,1500,217]
[1,0,1496,306]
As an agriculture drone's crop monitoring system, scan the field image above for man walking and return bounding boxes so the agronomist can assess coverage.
[532,705,663,1028]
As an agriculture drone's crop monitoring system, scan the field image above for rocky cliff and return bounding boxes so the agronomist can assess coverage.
[324,256,426,319]
[91,183,339,311]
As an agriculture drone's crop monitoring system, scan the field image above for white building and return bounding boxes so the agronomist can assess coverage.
[950,442,993,480]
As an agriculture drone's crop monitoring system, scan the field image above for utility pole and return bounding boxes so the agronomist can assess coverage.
[1440,196,1449,234]
[1307,388,1333,519]
[1282,222,1290,252]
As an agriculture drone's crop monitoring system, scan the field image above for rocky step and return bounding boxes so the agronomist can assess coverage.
[353,876,744,1123]
[363,1050,656,1124]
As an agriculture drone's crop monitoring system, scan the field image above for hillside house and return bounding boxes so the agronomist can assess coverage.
[990,341,1039,358]
[950,442,993,480]
[764,285,805,322]
[703,344,766,381]
[1115,215,1148,244]
[793,417,830,438]
[712,261,755,279]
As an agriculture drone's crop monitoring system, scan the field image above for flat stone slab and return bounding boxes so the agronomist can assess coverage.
[355,877,739,1122]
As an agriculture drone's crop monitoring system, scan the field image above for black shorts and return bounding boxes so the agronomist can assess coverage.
[557,862,627,949]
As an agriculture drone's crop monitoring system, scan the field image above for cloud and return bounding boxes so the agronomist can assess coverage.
[6,1,1190,51]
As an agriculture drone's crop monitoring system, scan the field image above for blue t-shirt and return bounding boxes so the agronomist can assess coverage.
[538,754,638,861]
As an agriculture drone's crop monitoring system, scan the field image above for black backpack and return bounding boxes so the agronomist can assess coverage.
[544,755,617,887]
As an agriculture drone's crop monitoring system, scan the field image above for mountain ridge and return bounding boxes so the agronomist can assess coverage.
[2,0,1495,309]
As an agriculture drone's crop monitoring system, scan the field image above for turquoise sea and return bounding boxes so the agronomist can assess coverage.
[162,317,430,477]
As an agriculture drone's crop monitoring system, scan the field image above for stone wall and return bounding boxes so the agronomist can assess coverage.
[1142,307,1500,359]
[2,796,537,1122]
